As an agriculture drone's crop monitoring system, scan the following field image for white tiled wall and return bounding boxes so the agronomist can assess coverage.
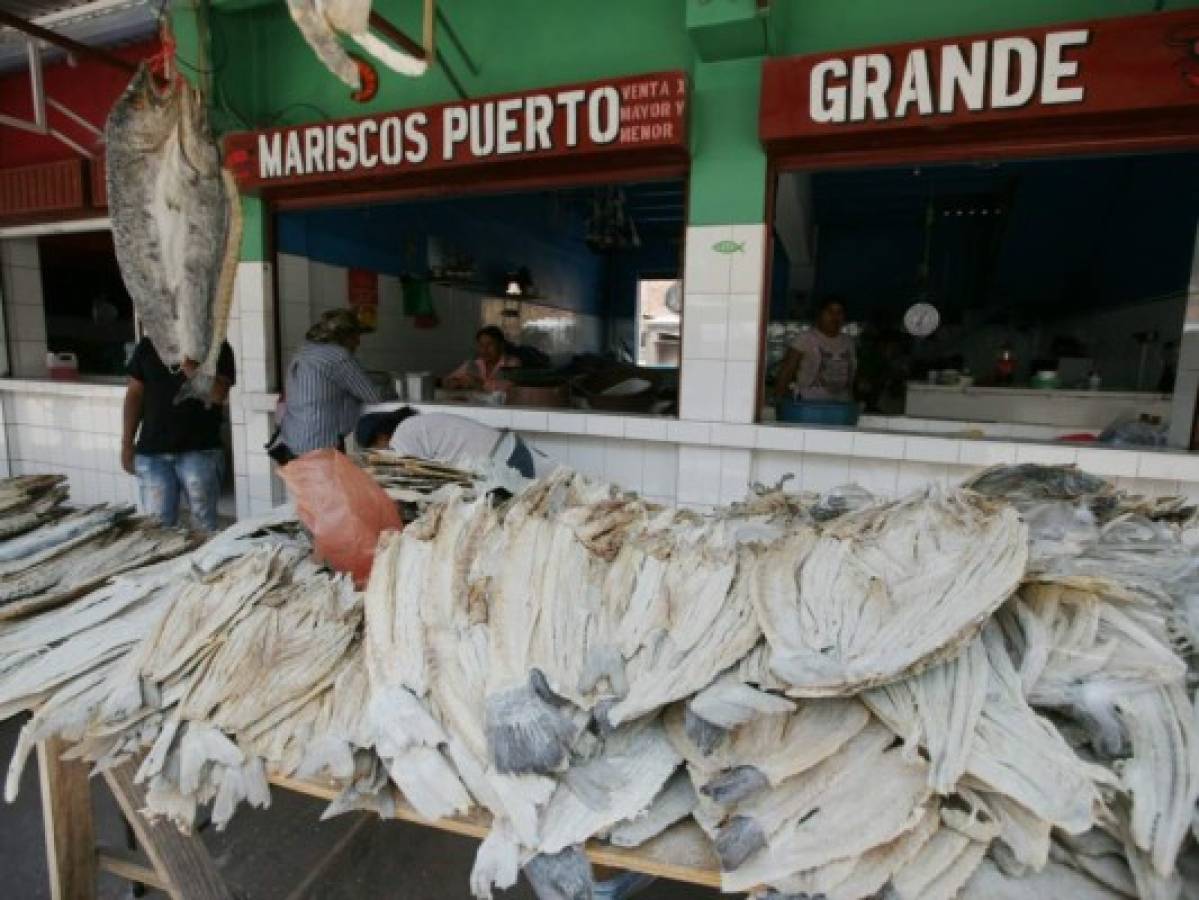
[1,238,46,378]
[679,224,764,424]
[1,388,134,506]
[403,403,1199,508]
[277,252,487,381]
[229,262,288,518]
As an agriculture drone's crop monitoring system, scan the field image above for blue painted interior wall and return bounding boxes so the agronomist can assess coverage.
[604,229,685,320]
[278,191,607,315]
[794,151,1199,325]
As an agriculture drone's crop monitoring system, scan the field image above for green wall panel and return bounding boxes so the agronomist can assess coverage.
[688,57,766,226]
[197,0,1199,242]
[240,196,265,262]
[205,0,691,131]
[770,0,1198,56]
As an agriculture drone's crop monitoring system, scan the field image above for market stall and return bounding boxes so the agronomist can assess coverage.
[224,70,689,416]
[758,10,1199,452]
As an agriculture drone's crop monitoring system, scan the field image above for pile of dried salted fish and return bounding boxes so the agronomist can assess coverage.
[0,474,69,536]
[2,464,1198,900]
[0,510,362,827]
[359,449,478,499]
[0,476,200,622]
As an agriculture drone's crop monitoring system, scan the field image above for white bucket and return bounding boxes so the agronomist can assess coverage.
[405,372,432,401]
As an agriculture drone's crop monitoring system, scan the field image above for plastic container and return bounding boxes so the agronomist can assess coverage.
[775,398,860,427]
[405,372,433,401]
[46,351,79,382]
[1031,370,1060,390]
[506,383,569,407]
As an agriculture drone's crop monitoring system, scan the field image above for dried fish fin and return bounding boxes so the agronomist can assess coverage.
[606,769,697,848]
[688,670,796,730]
[522,845,595,900]
[470,817,522,900]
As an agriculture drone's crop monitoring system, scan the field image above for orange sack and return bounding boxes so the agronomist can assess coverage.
[277,448,402,587]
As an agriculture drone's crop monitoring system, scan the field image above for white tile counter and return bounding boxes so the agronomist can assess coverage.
[365,401,1199,511]
[906,383,1173,430]
[0,377,126,398]
[0,377,134,506]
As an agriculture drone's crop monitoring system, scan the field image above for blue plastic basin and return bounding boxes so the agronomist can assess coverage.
[775,398,860,427]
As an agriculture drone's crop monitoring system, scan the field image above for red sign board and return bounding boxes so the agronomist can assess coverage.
[761,10,1199,161]
[347,268,379,329]
[225,70,688,194]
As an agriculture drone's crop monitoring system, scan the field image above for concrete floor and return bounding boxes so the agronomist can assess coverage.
[1,716,721,899]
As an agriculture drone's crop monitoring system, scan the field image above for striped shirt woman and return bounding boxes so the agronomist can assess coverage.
[276,310,382,456]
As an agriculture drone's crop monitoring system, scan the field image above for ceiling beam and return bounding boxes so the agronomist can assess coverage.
[0,7,136,72]
[2,0,146,32]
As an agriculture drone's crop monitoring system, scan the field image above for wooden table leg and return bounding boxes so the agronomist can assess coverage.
[37,738,97,900]
[101,762,233,900]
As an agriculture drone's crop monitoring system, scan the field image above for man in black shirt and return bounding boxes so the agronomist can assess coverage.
[121,338,235,531]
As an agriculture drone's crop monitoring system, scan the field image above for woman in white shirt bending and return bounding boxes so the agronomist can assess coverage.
[355,408,556,479]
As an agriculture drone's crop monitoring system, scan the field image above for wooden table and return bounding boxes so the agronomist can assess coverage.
[36,740,723,899]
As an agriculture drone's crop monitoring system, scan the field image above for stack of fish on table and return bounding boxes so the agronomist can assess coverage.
[2,463,1198,900]
[358,449,478,501]
[0,474,200,624]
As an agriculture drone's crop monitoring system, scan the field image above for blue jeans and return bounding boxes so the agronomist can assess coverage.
[134,448,224,532]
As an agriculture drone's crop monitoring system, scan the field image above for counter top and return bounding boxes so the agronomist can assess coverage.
[908,383,1171,401]
[357,400,1199,486]
[0,378,126,398]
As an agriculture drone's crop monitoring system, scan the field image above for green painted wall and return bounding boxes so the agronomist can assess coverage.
[193,0,1199,241]
[240,196,266,262]
[770,0,1197,56]
[202,0,691,131]
[689,58,765,226]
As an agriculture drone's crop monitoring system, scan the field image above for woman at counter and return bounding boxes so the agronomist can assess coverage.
[774,297,857,402]
[443,326,521,393]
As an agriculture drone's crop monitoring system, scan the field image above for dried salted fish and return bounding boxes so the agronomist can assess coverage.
[716,721,932,892]
[106,66,241,403]
[479,474,604,774]
[605,769,697,848]
[0,505,132,572]
[0,487,68,540]
[757,489,1027,696]
[0,474,66,516]
[536,719,679,856]
[962,858,1129,899]
[364,525,474,820]
[864,636,988,794]
[5,462,1199,899]
[0,521,198,621]
[887,823,989,900]
[665,697,869,807]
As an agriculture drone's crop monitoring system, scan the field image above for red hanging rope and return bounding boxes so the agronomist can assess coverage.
[146,21,176,82]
